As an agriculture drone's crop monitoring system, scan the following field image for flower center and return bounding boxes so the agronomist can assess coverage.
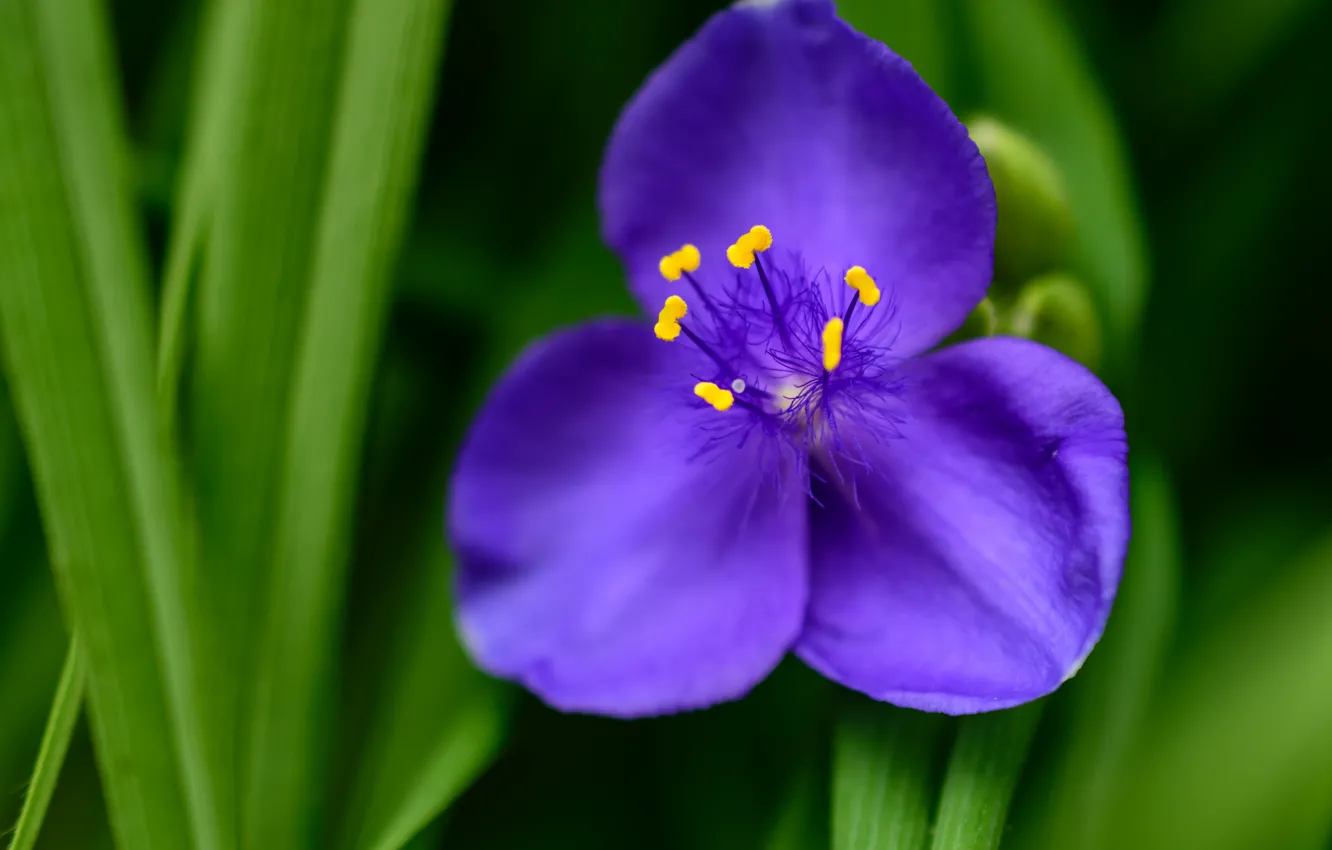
[650,221,879,410]
[652,225,902,462]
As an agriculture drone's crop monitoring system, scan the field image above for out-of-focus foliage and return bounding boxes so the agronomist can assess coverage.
[0,0,1329,847]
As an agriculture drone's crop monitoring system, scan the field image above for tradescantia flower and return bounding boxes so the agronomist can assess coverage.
[449,0,1129,716]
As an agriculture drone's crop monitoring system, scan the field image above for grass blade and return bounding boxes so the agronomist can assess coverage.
[765,762,823,850]
[1015,457,1180,850]
[0,562,66,827]
[0,388,20,536]
[156,0,255,418]
[1106,533,1332,850]
[929,703,1043,850]
[7,640,86,850]
[832,702,950,850]
[19,724,115,850]
[0,1,222,846]
[836,0,957,99]
[340,549,508,850]
[651,661,830,850]
[334,384,510,850]
[185,0,352,834]
[242,0,454,843]
[152,3,255,813]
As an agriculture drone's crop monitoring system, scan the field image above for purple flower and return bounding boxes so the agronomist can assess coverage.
[448,0,1128,717]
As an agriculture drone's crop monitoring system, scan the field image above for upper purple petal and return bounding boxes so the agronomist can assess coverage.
[448,320,808,717]
[599,0,995,356]
[796,336,1128,713]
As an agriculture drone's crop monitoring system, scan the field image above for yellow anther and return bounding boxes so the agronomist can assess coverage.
[726,224,773,268]
[746,225,773,252]
[659,255,682,282]
[661,295,687,321]
[726,241,755,269]
[654,320,682,341]
[822,317,844,372]
[844,265,881,307]
[694,381,735,411]
[678,244,701,272]
[654,295,688,341]
[659,245,702,281]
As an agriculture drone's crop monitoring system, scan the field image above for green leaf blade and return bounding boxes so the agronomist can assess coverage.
[0,564,67,832]
[156,0,256,417]
[1107,532,1332,850]
[1017,457,1181,850]
[832,702,949,850]
[242,0,456,844]
[0,388,21,535]
[187,3,353,831]
[835,0,957,99]
[929,704,1043,850]
[332,572,508,850]
[0,1,224,846]
[8,640,86,850]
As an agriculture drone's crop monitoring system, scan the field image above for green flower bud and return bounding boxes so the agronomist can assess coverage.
[1006,273,1102,370]
[968,116,1075,289]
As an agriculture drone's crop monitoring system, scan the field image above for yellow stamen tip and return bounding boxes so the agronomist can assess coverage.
[844,265,881,307]
[654,295,688,340]
[747,225,772,252]
[694,381,735,411]
[727,225,772,268]
[662,294,687,320]
[727,242,755,269]
[659,255,682,281]
[660,245,701,280]
[678,244,701,272]
[822,317,844,372]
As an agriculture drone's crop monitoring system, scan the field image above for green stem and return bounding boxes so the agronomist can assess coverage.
[930,703,1044,850]
[8,639,86,850]
[833,701,950,850]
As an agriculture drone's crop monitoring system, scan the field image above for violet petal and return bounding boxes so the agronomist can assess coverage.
[797,336,1128,714]
[598,0,995,355]
[449,320,808,716]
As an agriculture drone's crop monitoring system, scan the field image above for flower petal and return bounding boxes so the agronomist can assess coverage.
[599,0,995,356]
[796,337,1128,714]
[449,320,807,716]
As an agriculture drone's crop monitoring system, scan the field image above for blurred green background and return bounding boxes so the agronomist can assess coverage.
[2,0,1330,848]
